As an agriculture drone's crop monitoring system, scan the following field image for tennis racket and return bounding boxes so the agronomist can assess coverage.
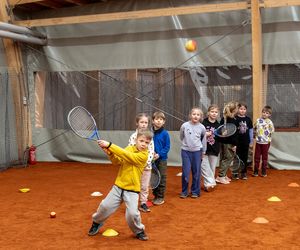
[214,123,236,138]
[150,162,161,189]
[231,153,245,172]
[67,106,100,141]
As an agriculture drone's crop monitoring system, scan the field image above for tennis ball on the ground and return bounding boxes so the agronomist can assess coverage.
[50,212,56,218]
[185,40,197,52]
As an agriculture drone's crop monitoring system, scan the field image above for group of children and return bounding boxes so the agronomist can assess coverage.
[215,102,274,185]
[179,102,274,197]
[87,102,274,241]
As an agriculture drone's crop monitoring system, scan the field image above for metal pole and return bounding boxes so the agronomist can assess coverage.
[0,30,47,45]
[0,22,45,38]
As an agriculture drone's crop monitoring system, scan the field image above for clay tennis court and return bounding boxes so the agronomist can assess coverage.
[1,162,299,249]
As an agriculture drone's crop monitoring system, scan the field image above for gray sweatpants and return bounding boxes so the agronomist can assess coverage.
[92,185,145,235]
[201,154,218,188]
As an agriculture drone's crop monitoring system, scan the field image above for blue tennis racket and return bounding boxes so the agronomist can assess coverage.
[67,106,100,141]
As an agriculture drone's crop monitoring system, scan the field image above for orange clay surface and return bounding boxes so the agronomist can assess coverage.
[0,162,299,249]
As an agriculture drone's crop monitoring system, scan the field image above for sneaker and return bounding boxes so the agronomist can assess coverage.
[136,231,148,241]
[88,222,102,236]
[139,203,150,212]
[231,173,239,180]
[153,198,165,205]
[180,193,189,199]
[225,176,231,182]
[190,194,199,198]
[252,170,258,177]
[215,176,230,184]
[261,170,267,177]
[241,173,248,180]
[204,186,215,192]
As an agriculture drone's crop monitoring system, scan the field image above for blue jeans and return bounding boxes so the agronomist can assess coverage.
[181,149,202,196]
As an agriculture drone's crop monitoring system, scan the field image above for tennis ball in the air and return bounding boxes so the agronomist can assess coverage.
[185,40,197,52]
[50,211,56,218]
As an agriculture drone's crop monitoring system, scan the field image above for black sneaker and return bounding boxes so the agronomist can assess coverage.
[139,203,150,212]
[88,222,102,236]
[136,230,148,241]
[241,173,248,180]
[252,170,258,177]
[232,173,239,180]
[179,193,188,199]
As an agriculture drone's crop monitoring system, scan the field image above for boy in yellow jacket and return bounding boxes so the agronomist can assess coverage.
[88,129,153,241]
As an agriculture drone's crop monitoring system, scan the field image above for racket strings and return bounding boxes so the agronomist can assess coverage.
[68,108,97,138]
[215,123,236,137]
[150,173,160,189]
[150,165,161,189]
[231,154,245,173]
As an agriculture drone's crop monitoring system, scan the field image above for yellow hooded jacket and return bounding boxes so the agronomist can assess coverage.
[108,144,148,193]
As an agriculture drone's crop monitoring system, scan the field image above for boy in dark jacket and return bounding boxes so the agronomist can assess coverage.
[152,112,170,205]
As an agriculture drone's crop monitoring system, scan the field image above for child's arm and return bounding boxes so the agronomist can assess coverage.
[161,133,171,156]
[253,119,258,138]
[269,120,275,134]
[179,124,185,140]
[99,140,148,167]
[249,128,254,145]
[147,140,155,164]
[156,132,170,160]
[201,125,207,154]
[98,140,123,166]
[110,144,148,167]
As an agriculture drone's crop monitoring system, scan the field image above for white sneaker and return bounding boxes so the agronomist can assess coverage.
[225,176,231,182]
[215,176,230,184]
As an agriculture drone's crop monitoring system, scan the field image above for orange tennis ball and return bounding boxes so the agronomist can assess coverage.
[185,40,197,52]
[50,212,56,218]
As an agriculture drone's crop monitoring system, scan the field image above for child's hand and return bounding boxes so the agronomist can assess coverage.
[249,144,253,148]
[97,140,112,155]
[97,140,109,148]
[154,153,159,160]
[206,131,212,137]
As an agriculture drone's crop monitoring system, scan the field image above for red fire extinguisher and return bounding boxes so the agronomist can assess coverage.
[28,145,37,165]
